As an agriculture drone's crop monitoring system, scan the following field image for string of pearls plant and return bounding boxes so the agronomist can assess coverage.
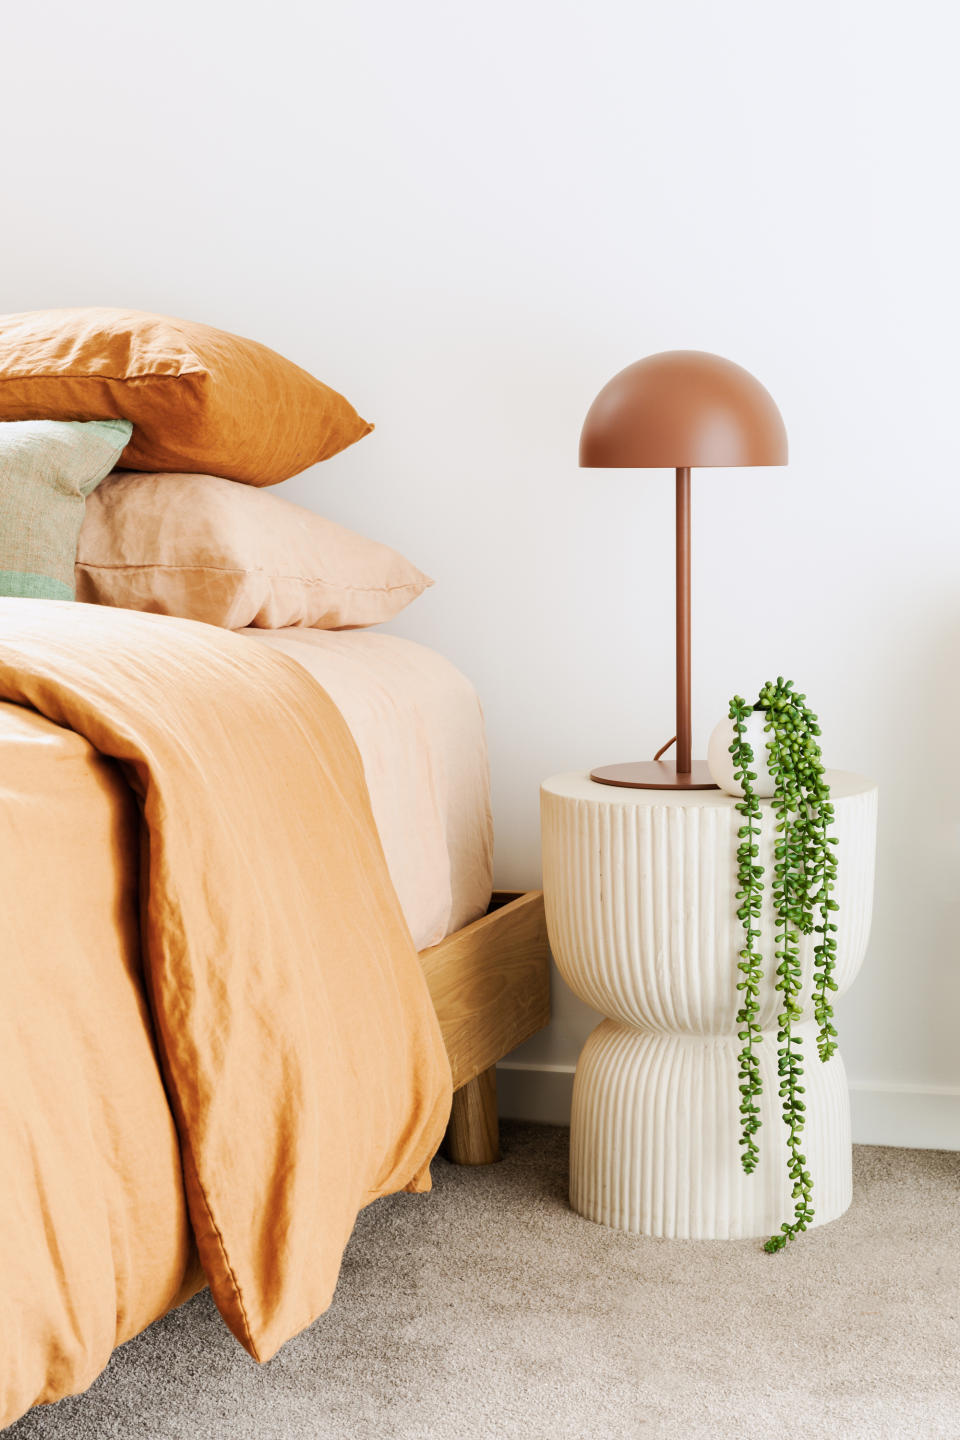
[728,679,839,1252]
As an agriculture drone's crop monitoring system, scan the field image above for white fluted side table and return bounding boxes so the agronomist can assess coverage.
[541,771,877,1239]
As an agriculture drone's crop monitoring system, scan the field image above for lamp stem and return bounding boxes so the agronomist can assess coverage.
[675,466,692,775]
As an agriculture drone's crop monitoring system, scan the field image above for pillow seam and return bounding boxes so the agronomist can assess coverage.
[76,560,427,594]
[0,372,202,384]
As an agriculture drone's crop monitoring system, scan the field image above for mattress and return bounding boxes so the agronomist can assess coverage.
[240,627,493,949]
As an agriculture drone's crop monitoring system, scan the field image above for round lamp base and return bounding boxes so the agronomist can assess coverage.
[590,760,718,791]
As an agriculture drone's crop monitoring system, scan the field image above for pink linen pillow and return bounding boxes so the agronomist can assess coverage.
[75,472,432,630]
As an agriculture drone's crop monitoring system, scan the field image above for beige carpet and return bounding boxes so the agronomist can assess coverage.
[6,1123,959,1440]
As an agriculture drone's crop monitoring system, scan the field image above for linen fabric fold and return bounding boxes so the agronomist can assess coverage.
[0,600,451,1402]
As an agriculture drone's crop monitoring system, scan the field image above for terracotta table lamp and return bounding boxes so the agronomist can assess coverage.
[580,350,788,790]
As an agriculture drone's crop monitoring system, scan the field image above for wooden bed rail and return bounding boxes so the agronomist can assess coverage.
[419,890,551,1165]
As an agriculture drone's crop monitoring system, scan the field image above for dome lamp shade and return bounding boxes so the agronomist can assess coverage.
[580,350,787,470]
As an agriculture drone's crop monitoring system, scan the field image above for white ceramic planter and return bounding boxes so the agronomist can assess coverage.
[707,708,776,797]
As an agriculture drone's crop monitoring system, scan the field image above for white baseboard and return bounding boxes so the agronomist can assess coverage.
[848,1082,960,1149]
[496,1062,960,1151]
[496,1062,574,1127]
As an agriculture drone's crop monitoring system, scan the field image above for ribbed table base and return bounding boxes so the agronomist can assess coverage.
[541,771,877,1242]
[570,1018,852,1238]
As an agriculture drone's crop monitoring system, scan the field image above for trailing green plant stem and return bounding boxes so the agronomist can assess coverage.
[726,678,840,1252]
[729,695,765,1176]
[764,684,813,1250]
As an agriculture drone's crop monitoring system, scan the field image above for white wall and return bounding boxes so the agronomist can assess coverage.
[4,0,959,1146]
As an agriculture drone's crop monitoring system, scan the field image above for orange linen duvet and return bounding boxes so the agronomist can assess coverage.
[0,599,452,1428]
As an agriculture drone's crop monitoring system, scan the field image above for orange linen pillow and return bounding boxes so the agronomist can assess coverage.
[76,472,432,630]
[0,308,371,486]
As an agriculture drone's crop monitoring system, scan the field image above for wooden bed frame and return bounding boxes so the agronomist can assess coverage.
[419,890,550,1166]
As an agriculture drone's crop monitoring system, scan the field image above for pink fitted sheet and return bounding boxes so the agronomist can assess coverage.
[240,628,493,950]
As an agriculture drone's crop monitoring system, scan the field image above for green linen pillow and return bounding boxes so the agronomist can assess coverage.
[0,418,132,599]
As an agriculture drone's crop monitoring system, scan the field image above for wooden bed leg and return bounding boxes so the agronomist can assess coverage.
[443,1066,501,1165]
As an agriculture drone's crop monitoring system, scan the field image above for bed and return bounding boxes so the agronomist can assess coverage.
[0,600,550,1428]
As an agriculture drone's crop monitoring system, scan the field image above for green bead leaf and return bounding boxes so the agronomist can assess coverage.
[726,678,837,1254]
